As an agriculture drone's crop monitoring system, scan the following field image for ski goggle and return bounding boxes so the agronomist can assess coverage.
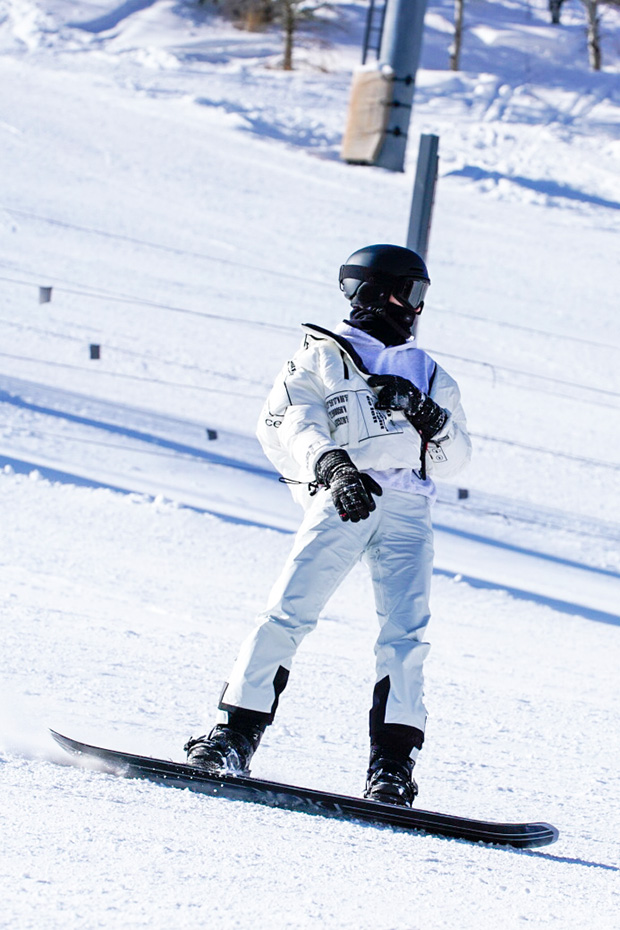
[339,265,429,310]
[393,277,429,310]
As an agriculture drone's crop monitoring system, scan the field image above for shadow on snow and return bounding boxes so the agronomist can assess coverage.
[67,0,160,33]
[446,166,620,211]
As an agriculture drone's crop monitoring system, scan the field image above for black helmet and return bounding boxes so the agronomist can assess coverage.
[339,244,430,318]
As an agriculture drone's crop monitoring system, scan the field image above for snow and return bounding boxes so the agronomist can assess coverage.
[0,0,619,927]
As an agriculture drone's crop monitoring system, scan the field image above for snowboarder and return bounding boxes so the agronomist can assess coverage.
[185,244,472,805]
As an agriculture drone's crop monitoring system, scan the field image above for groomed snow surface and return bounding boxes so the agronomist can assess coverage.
[1,1,619,928]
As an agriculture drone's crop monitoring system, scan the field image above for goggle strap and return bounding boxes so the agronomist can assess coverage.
[339,264,397,288]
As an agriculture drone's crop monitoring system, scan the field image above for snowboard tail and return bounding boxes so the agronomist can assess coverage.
[50,730,558,849]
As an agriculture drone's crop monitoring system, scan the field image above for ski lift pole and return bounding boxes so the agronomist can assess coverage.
[374,0,428,172]
[406,133,439,260]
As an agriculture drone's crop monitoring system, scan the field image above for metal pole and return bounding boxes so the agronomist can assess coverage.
[374,0,428,172]
[361,0,374,64]
[406,134,439,260]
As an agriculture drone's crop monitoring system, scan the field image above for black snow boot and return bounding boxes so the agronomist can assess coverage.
[184,723,264,775]
[364,748,418,807]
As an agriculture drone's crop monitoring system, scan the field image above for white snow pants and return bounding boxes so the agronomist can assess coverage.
[217,487,434,749]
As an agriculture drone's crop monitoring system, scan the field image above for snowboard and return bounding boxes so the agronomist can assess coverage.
[50,730,559,849]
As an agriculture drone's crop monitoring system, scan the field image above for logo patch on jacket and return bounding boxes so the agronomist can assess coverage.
[326,393,349,428]
[427,442,448,463]
[326,390,403,441]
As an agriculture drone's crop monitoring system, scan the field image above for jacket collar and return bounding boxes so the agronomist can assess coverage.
[301,323,371,376]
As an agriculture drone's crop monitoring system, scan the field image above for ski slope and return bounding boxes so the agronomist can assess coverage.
[0,1,619,928]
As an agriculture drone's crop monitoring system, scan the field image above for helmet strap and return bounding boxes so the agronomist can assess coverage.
[377,298,423,341]
[374,306,413,342]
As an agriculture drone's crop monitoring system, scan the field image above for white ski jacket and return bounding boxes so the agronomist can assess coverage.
[257,324,471,508]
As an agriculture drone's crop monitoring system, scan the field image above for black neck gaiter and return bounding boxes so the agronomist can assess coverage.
[345,306,408,347]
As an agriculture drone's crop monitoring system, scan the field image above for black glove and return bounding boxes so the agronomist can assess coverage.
[367,374,448,441]
[315,449,382,523]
